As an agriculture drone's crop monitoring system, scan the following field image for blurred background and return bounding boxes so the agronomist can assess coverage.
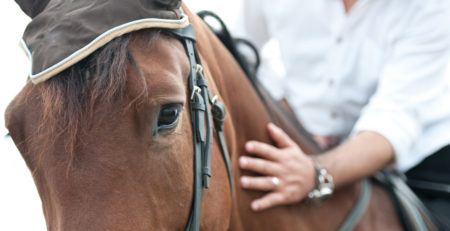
[0,1,449,230]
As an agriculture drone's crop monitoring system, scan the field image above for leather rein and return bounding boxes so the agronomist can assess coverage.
[168,24,233,231]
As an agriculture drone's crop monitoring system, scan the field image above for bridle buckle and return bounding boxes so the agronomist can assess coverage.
[190,86,202,100]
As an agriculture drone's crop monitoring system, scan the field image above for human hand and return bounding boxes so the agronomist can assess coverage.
[240,123,316,211]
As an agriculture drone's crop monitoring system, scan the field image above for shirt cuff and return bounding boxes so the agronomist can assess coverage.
[352,108,421,171]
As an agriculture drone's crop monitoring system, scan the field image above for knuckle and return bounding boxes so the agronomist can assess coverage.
[254,159,263,168]
[286,190,296,201]
[265,199,273,208]
[246,180,253,187]
[262,163,272,172]
[256,143,267,152]
[251,158,263,169]
[262,144,274,153]
[280,193,288,201]
[258,200,268,209]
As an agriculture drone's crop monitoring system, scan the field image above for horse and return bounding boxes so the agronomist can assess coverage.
[5,1,405,230]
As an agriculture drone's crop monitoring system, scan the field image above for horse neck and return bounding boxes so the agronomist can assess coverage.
[189,11,368,230]
[190,14,319,155]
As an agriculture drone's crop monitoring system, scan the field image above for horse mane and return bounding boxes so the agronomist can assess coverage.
[33,29,164,172]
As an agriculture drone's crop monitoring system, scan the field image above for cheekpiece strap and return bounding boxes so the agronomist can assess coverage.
[171,24,233,231]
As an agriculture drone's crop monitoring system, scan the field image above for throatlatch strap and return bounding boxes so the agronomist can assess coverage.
[212,100,234,194]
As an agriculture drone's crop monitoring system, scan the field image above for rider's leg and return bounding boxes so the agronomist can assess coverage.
[406,145,450,229]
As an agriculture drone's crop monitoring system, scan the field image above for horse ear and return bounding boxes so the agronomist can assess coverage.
[15,0,50,18]
[153,0,181,9]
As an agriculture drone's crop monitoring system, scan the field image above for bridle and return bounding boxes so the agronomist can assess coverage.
[168,24,233,231]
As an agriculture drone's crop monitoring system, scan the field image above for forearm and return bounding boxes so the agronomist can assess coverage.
[314,131,395,188]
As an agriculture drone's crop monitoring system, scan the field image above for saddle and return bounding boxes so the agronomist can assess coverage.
[374,171,440,231]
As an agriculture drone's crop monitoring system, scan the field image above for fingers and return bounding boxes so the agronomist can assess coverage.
[245,123,298,160]
[245,141,280,161]
[267,123,296,148]
[251,192,286,211]
[239,156,281,176]
[240,176,280,191]
[240,123,308,212]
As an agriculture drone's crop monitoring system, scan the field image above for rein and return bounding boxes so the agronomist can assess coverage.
[169,24,233,231]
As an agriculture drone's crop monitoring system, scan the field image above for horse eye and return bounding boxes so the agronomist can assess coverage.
[157,104,183,131]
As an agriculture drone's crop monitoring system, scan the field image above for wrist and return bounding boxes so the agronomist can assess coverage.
[307,157,334,204]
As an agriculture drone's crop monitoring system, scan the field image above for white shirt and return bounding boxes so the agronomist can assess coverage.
[234,0,450,171]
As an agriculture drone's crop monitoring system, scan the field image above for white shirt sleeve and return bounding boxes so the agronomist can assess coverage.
[352,2,450,170]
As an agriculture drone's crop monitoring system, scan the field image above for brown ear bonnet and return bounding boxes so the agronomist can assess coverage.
[16,0,189,84]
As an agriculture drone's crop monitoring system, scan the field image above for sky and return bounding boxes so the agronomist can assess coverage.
[0,1,241,230]
[0,1,40,230]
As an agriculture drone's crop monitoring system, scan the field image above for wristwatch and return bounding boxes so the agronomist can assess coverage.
[307,160,334,204]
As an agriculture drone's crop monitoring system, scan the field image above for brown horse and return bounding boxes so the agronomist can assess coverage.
[5,4,403,231]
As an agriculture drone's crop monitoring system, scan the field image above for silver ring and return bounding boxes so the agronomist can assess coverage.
[271,177,280,189]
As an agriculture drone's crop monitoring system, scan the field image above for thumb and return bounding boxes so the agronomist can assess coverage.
[267,123,296,148]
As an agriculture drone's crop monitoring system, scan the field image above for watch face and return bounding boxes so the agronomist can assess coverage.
[307,163,334,205]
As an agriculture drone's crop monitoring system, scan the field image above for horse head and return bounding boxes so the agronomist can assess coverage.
[5,4,235,230]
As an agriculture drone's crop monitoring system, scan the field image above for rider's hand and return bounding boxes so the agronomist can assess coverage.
[240,123,316,211]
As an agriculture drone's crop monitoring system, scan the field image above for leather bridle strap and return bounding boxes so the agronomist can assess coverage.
[338,179,372,231]
[169,24,233,231]
[211,100,234,194]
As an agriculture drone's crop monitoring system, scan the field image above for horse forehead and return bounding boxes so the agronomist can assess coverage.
[127,36,189,96]
[134,35,189,68]
[131,36,188,74]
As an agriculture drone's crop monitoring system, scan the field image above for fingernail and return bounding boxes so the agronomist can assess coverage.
[245,142,254,151]
[251,202,259,211]
[268,123,278,131]
[241,177,249,187]
[240,157,248,167]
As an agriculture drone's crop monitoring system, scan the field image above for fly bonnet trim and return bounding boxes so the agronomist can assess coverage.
[21,16,189,84]
[17,0,189,84]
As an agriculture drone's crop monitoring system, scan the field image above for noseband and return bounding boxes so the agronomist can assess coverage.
[169,24,233,231]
